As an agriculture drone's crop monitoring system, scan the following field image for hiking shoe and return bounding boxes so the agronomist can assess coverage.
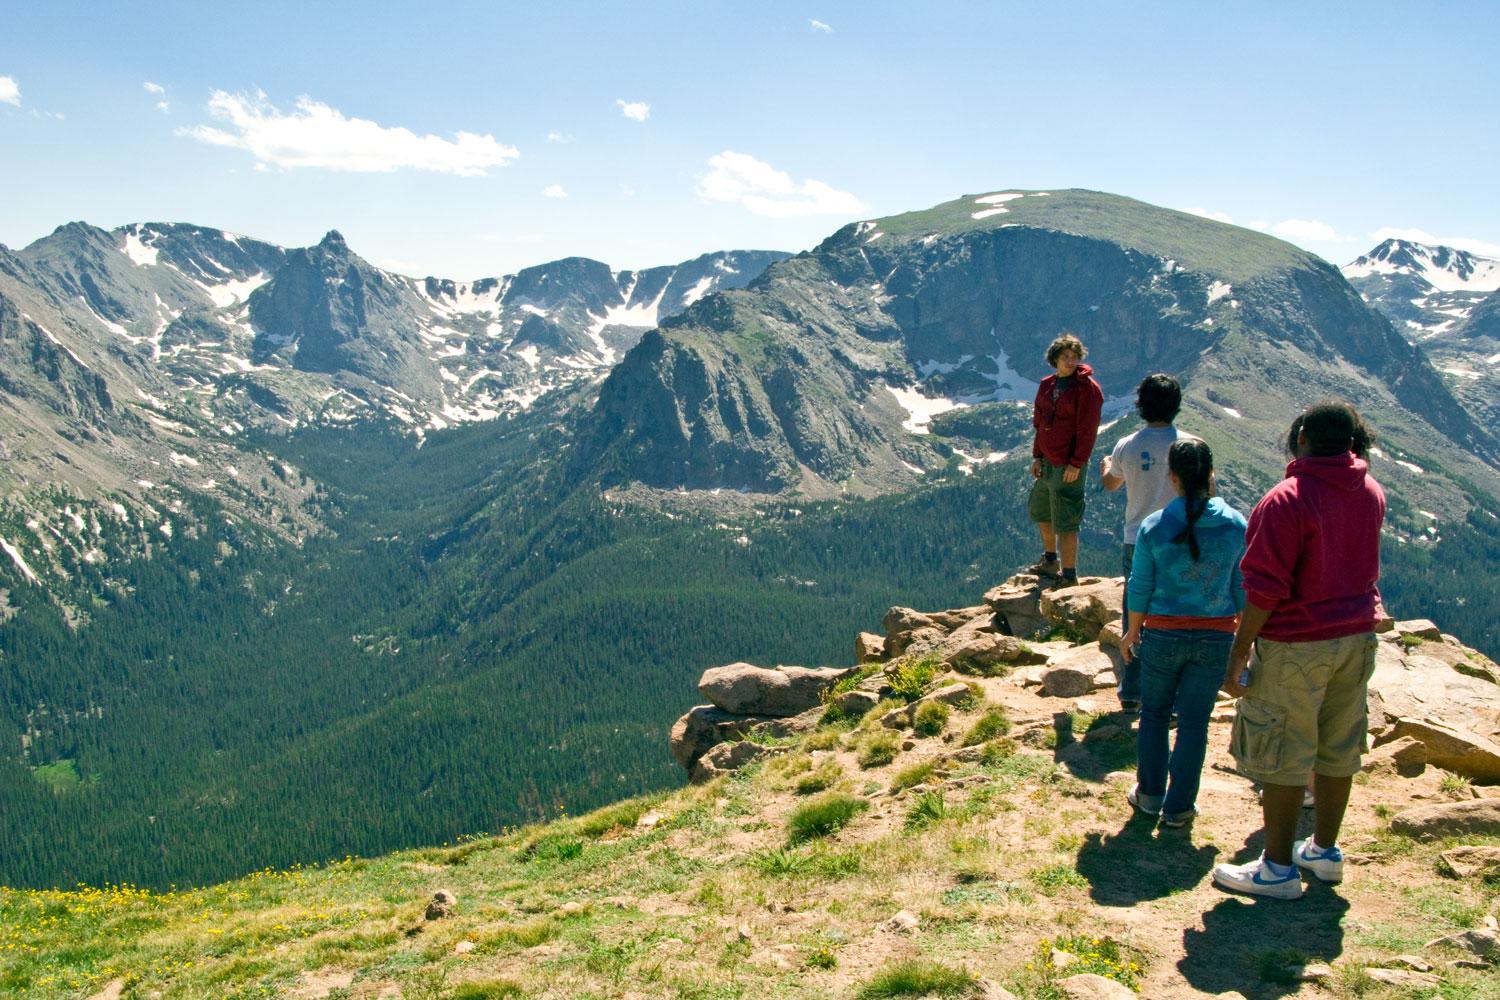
[1293,838,1344,883]
[1049,574,1082,590]
[1212,855,1304,899]
[1161,806,1199,829]
[1118,698,1141,714]
[1028,555,1061,578]
[1127,784,1162,816]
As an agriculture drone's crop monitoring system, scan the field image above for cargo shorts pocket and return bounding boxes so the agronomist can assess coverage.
[1230,697,1286,776]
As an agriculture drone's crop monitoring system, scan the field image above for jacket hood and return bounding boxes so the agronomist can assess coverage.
[1286,453,1370,491]
[1159,495,1241,530]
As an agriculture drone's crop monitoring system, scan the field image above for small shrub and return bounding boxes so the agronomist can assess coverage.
[796,760,844,795]
[807,947,838,969]
[905,790,948,829]
[1029,862,1088,895]
[812,847,863,879]
[978,737,1020,767]
[912,700,951,737]
[788,793,869,843]
[450,979,527,999]
[826,663,881,700]
[524,834,584,862]
[891,760,937,791]
[855,959,981,998]
[857,731,900,769]
[1039,934,1142,989]
[751,846,808,876]
[956,682,986,711]
[1398,633,1426,650]
[806,729,844,750]
[962,708,1012,747]
[859,698,906,731]
[1439,772,1472,798]
[887,653,943,703]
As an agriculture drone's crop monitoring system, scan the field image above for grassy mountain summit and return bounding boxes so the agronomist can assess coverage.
[8,575,1498,1000]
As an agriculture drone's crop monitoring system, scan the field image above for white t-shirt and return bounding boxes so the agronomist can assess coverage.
[1108,426,1199,544]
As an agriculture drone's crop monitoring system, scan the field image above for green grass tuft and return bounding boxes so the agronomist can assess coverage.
[961,708,1012,747]
[788,793,869,843]
[912,700,951,737]
[887,653,943,703]
[890,760,937,792]
[856,731,901,769]
[905,790,948,829]
[855,959,981,998]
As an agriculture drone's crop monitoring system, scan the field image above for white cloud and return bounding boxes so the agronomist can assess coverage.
[1371,227,1500,258]
[546,130,573,143]
[542,184,568,199]
[1266,218,1352,243]
[1183,206,1234,224]
[697,150,867,218]
[616,99,650,122]
[0,76,20,106]
[144,81,170,113]
[180,90,519,176]
[620,184,637,198]
[810,19,833,32]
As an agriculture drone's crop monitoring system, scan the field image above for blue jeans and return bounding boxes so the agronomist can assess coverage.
[1117,545,1139,702]
[1136,628,1233,815]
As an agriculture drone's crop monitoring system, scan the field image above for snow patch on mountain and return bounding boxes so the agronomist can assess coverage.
[885,383,965,433]
[122,229,159,267]
[0,537,39,584]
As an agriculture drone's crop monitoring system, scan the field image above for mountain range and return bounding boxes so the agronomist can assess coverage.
[5,189,1500,890]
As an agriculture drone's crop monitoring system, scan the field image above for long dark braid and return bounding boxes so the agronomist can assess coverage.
[1169,439,1214,561]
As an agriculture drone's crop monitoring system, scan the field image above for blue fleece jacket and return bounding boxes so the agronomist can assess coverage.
[1126,496,1248,618]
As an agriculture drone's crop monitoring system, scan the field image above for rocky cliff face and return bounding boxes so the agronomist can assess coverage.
[577,190,1499,514]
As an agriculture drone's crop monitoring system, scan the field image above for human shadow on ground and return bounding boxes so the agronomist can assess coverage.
[1075,816,1219,906]
[1051,710,1139,782]
[1180,888,1349,998]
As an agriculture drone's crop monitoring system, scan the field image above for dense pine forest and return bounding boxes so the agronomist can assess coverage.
[1,410,1489,891]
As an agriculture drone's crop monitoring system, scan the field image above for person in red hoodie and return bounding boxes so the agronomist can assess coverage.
[1029,333,1104,587]
[1212,402,1385,900]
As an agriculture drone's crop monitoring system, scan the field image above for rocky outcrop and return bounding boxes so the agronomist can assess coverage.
[698,663,853,717]
[1390,799,1500,840]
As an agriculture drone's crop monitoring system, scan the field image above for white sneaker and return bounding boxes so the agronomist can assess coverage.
[1293,838,1344,883]
[1127,784,1162,816]
[1212,855,1304,899]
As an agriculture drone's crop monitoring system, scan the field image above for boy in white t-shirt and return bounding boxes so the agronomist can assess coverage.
[1099,373,1197,711]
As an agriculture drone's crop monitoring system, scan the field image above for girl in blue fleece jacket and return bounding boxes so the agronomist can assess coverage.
[1121,439,1248,826]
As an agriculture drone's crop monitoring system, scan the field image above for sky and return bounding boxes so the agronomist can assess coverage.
[3,2,1498,280]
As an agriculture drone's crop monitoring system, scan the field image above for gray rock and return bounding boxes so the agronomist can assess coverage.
[1362,735,1429,777]
[698,662,851,716]
[425,890,457,920]
[1385,718,1500,782]
[1396,618,1443,640]
[1041,644,1119,698]
[1057,972,1136,999]
[1391,799,1500,840]
[669,705,781,770]
[1439,845,1500,879]
[834,689,880,717]
[1040,578,1124,642]
[1365,968,1442,988]
[690,740,785,783]
[1426,928,1499,959]
[856,631,886,662]
[983,575,1051,639]
[944,633,1045,675]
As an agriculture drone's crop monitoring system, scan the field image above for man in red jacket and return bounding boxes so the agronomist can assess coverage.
[1213,402,1386,900]
[1029,333,1104,588]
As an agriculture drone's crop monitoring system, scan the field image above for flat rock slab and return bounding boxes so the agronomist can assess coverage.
[1057,972,1136,999]
[1390,798,1500,840]
[698,662,850,717]
[1385,718,1500,782]
[670,705,783,769]
[690,740,785,783]
[1440,845,1500,879]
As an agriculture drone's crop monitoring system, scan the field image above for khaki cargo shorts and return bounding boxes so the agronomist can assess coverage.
[1230,632,1379,785]
[1028,459,1086,533]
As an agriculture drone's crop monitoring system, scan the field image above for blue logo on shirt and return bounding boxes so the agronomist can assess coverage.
[1139,451,1155,471]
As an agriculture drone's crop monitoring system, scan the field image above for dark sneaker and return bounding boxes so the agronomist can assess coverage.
[1028,556,1061,578]
[1161,806,1198,829]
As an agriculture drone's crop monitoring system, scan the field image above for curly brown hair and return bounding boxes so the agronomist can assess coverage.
[1046,333,1087,366]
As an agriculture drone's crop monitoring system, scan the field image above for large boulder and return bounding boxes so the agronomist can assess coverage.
[1041,644,1122,698]
[1367,645,1500,735]
[698,663,851,717]
[944,633,1046,676]
[670,705,781,769]
[1390,799,1500,840]
[1040,578,1124,643]
[983,575,1050,639]
[855,632,886,663]
[1382,719,1500,783]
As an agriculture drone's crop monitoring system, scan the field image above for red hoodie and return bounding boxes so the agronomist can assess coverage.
[1031,363,1104,468]
[1240,453,1386,642]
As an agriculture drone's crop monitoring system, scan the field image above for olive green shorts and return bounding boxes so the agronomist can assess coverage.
[1028,459,1086,533]
[1229,632,1379,785]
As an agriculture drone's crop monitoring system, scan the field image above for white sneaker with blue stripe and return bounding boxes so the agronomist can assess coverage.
[1212,855,1304,899]
[1293,838,1344,883]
